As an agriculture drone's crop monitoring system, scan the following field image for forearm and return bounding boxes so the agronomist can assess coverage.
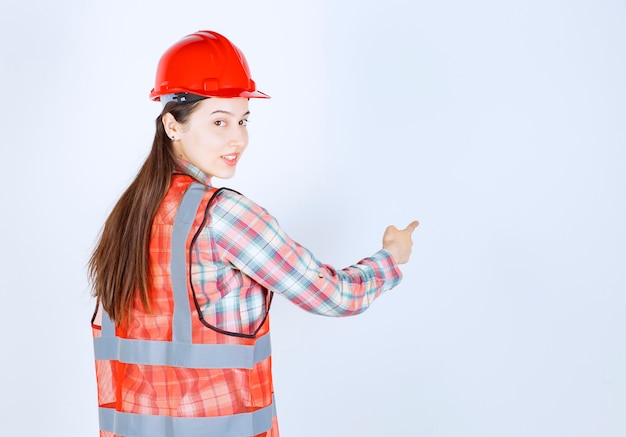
[233,243,402,317]
[288,249,402,316]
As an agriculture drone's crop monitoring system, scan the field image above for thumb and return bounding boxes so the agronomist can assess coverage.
[386,225,399,233]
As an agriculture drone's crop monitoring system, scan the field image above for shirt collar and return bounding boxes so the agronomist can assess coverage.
[174,159,213,186]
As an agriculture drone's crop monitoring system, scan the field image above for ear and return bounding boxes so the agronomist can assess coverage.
[162,112,182,139]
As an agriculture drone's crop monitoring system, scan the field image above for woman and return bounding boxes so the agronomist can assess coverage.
[89,30,418,437]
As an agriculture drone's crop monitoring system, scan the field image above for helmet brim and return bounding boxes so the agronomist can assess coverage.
[151,88,270,101]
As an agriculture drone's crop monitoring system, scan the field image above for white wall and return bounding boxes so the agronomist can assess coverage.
[1,1,625,436]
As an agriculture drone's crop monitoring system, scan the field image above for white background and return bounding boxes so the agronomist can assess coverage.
[1,1,625,436]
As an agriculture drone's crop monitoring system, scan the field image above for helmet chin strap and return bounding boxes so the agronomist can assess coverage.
[161,92,207,107]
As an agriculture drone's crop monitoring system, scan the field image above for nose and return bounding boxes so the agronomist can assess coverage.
[229,125,248,148]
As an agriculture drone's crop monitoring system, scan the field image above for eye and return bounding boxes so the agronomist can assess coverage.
[214,120,226,127]
[239,119,249,126]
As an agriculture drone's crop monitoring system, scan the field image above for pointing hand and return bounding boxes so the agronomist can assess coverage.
[382,220,419,264]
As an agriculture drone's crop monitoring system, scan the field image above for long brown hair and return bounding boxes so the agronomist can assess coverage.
[89,100,204,324]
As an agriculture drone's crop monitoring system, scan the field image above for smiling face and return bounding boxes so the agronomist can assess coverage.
[163,97,250,180]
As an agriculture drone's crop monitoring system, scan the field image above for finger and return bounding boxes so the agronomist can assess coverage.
[405,220,420,233]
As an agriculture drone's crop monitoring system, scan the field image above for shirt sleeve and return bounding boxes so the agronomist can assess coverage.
[208,189,403,317]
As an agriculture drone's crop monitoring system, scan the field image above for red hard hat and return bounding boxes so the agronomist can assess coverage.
[149,30,269,101]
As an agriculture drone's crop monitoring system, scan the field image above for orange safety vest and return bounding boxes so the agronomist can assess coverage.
[92,175,278,437]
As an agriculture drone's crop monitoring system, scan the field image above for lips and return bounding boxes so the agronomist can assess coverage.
[221,154,239,166]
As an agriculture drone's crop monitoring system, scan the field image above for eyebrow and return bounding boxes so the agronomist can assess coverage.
[210,110,251,117]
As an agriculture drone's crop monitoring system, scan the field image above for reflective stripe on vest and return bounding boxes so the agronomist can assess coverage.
[95,181,276,436]
[93,329,271,368]
[98,396,276,437]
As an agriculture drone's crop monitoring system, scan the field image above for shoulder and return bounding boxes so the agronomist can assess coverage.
[208,187,274,227]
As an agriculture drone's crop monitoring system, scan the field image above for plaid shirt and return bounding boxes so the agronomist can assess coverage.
[179,161,403,335]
